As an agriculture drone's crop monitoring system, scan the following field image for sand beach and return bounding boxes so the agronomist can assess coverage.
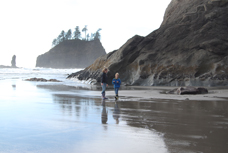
[0,68,227,153]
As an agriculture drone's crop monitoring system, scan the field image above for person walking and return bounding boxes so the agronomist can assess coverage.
[101,68,108,99]
[112,73,121,100]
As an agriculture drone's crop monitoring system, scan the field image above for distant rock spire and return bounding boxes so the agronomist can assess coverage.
[11,55,16,68]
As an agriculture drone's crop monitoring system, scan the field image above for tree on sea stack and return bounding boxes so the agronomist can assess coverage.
[90,33,95,40]
[73,26,81,39]
[52,39,57,46]
[86,34,90,41]
[59,30,66,42]
[65,29,72,40]
[82,25,88,40]
[51,26,103,47]
[94,28,102,40]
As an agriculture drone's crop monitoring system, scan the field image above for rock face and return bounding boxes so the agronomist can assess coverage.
[36,39,106,68]
[11,55,16,68]
[68,0,228,86]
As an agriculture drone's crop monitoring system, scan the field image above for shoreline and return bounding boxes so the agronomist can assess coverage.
[39,83,228,101]
[103,86,228,101]
[1,78,228,153]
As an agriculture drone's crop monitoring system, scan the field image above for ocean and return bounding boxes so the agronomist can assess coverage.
[0,67,80,82]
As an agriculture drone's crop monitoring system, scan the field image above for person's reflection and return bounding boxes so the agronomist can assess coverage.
[101,100,108,124]
[12,84,16,90]
[113,102,120,124]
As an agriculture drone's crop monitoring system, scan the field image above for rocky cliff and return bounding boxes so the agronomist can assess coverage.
[68,0,228,86]
[36,39,106,68]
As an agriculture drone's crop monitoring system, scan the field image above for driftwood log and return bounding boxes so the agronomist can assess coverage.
[167,86,208,95]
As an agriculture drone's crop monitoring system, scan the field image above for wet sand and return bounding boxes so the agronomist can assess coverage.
[86,86,228,101]
[0,80,228,153]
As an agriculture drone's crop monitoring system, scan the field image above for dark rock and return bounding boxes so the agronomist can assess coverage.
[177,86,208,95]
[197,87,209,94]
[36,39,106,69]
[11,55,16,68]
[67,0,228,86]
[25,78,61,82]
[0,55,18,68]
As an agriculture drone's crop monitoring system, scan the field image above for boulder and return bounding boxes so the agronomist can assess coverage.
[68,0,228,86]
[25,78,61,82]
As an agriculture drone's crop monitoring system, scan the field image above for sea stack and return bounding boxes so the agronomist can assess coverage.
[68,0,228,86]
[36,39,106,69]
[11,55,16,68]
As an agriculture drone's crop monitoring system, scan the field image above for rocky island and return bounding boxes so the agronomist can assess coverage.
[0,55,18,68]
[36,39,106,69]
[68,0,228,86]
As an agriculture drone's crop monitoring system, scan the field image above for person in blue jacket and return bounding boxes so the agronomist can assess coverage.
[112,73,121,100]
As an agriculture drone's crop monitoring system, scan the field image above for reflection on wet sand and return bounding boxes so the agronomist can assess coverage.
[52,93,228,153]
[101,100,108,124]
[118,100,228,153]
[113,102,120,124]
[1,79,228,152]
[12,84,16,89]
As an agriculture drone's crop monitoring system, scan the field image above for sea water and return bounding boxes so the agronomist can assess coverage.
[0,68,169,153]
[0,67,81,81]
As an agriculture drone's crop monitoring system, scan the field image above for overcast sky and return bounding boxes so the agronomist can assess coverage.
[0,0,171,67]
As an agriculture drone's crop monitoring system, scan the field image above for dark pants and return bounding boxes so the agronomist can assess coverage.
[115,87,119,95]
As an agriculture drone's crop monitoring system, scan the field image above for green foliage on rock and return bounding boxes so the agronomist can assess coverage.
[52,26,102,47]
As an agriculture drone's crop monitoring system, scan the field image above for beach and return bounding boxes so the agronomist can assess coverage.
[0,68,228,153]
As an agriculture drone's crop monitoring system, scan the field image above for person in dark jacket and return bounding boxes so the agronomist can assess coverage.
[112,73,121,100]
[101,68,108,99]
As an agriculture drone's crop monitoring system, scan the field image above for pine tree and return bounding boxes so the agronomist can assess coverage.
[74,26,81,39]
[59,30,65,42]
[65,29,72,40]
[94,28,102,40]
[82,25,88,40]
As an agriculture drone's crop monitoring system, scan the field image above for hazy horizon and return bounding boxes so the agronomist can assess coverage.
[0,0,171,68]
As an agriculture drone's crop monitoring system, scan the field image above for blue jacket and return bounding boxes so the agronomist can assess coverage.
[112,78,121,88]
